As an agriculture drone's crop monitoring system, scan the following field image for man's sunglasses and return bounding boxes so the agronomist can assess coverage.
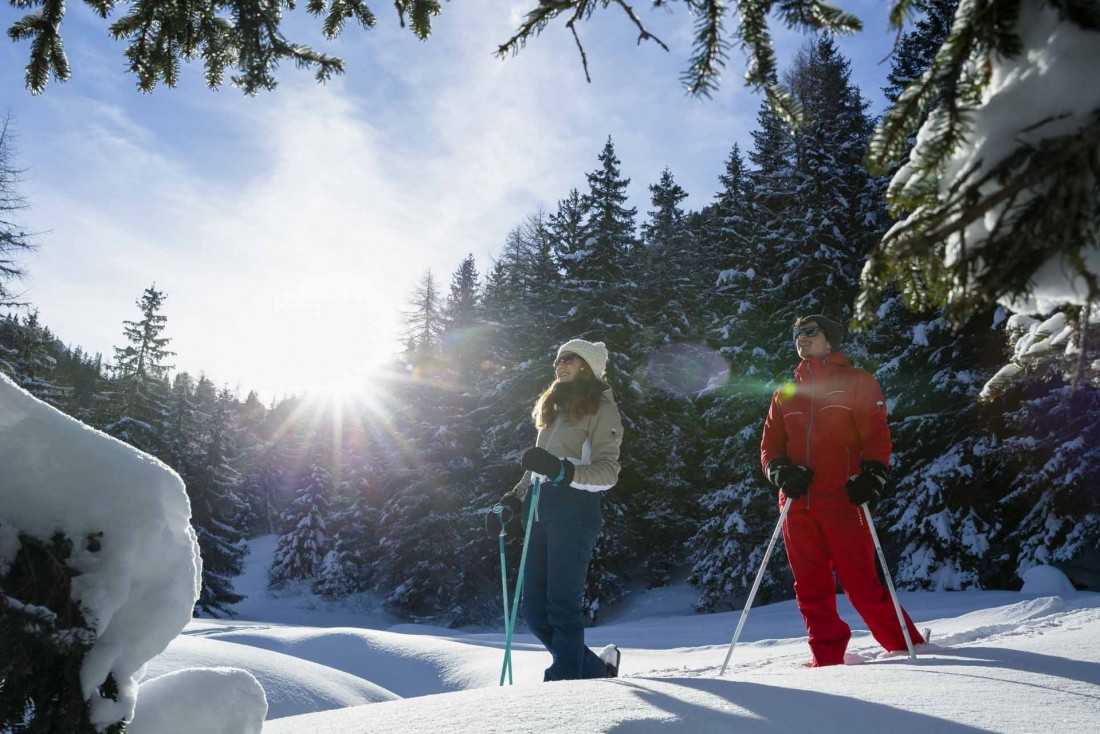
[793,325,822,340]
[554,354,579,367]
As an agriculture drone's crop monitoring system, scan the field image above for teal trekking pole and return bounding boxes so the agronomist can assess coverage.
[494,501,515,684]
[498,477,542,686]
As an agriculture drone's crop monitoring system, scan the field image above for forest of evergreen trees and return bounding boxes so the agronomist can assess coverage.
[3,24,1098,624]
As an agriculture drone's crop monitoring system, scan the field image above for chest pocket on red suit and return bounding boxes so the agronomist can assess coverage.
[781,405,811,448]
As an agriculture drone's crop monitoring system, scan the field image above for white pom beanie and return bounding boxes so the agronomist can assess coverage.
[557,339,609,377]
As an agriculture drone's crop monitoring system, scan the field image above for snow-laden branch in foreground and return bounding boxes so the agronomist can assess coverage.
[862,0,1100,396]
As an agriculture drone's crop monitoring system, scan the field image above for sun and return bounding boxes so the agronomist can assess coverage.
[307,375,378,404]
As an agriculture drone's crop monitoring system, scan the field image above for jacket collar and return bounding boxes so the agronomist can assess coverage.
[794,351,850,378]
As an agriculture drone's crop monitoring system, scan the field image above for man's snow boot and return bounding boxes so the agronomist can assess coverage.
[598,644,620,678]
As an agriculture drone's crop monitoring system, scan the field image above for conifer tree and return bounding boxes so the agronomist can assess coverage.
[316,452,380,598]
[374,377,486,621]
[236,390,283,535]
[640,168,694,343]
[0,114,33,307]
[404,270,445,363]
[0,312,66,406]
[559,136,643,616]
[859,308,1000,589]
[706,143,758,296]
[445,254,481,329]
[163,371,199,472]
[53,346,104,423]
[371,269,498,623]
[627,168,708,588]
[988,377,1100,585]
[882,0,959,107]
[190,386,249,615]
[104,284,175,457]
[480,212,568,504]
[270,457,331,585]
[442,254,486,381]
[691,38,880,609]
[578,137,637,280]
[548,189,589,274]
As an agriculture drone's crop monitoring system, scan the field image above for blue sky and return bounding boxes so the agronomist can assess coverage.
[1,1,901,400]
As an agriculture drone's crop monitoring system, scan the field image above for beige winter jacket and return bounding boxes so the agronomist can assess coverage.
[512,387,624,500]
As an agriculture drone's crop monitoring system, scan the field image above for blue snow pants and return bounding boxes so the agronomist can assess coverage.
[521,482,607,681]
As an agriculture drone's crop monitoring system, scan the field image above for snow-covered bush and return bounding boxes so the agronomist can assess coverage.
[0,373,201,731]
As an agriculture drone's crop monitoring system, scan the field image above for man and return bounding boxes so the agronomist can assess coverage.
[760,314,924,666]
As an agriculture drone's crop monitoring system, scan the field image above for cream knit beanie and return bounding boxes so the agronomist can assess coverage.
[557,339,609,377]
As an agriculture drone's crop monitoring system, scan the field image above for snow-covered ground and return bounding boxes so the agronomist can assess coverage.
[144,535,1100,733]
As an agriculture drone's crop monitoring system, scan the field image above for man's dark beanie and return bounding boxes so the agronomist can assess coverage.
[797,314,846,348]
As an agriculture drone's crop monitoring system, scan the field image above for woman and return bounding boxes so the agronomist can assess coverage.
[492,338,624,681]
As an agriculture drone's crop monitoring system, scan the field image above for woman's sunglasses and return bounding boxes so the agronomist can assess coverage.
[554,354,579,367]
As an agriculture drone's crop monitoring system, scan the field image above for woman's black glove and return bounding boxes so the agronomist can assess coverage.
[521,447,575,486]
[765,457,814,499]
[846,461,889,506]
[485,493,523,539]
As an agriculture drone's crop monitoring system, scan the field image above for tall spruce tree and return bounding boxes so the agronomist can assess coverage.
[690,37,881,609]
[627,168,708,588]
[559,137,643,617]
[442,254,486,382]
[316,445,381,598]
[270,455,331,585]
[104,284,174,456]
[190,385,249,615]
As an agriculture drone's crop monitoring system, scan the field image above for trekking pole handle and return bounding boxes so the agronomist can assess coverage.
[492,503,512,537]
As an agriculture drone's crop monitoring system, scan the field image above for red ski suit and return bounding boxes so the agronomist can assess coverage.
[761,351,923,665]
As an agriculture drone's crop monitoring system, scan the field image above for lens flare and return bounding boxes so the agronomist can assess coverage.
[643,343,731,396]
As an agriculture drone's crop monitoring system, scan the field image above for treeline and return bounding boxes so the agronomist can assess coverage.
[3,32,1097,623]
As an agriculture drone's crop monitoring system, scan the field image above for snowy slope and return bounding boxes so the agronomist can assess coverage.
[139,536,1100,732]
[141,633,399,719]
[261,590,1100,734]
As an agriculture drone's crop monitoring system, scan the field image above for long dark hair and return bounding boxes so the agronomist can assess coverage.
[532,358,609,429]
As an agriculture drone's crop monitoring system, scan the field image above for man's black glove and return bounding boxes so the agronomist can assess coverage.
[521,447,575,486]
[765,457,814,499]
[485,493,523,539]
[846,460,889,506]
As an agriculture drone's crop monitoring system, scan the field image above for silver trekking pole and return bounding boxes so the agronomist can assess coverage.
[862,504,916,660]
[718,496,793,676]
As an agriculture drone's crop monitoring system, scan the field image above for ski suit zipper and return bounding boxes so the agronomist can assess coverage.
[806,359,817,509]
